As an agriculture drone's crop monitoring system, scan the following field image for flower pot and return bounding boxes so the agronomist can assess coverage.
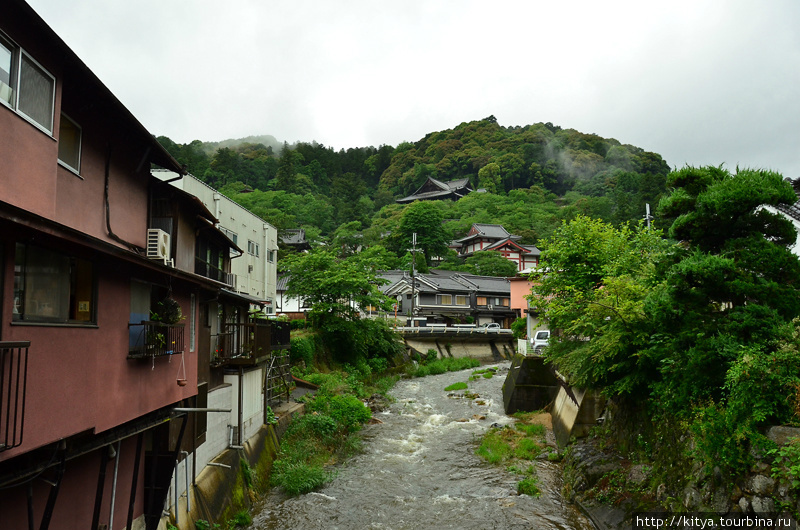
[176,379,188,387]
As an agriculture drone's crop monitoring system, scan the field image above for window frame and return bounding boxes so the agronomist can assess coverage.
[247,240,260,257]
[16,49,55,134]
[57,112,82,175]
[13,243,97,326]
[0,32,56,136]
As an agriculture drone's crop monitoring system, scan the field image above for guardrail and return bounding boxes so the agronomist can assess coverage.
[394,326,512,335]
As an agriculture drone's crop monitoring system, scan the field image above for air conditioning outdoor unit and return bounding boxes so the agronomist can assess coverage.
[487,304,493,310]
[146,229,172,266]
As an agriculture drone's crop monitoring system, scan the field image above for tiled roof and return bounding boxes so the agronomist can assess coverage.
[776,180,800,222]
[378,270,510,295]
[454,223,522,244]
[281,229,307,245]
[396,177,473,203]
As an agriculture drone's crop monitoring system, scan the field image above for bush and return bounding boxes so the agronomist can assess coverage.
[290,336,315,366]
[271,460,330,495]
[327,395,372,433]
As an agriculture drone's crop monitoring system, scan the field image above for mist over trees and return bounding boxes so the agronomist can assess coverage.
[156,116,672,260]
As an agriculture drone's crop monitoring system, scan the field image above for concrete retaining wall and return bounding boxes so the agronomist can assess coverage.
[405,337,516,361]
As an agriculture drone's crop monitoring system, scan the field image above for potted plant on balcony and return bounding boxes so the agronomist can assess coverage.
[146,330,166,351]
[152,297,183,325]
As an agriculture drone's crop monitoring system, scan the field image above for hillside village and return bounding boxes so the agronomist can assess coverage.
[4,1,800,529]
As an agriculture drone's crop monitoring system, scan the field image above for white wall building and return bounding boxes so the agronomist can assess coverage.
[153,170,279,313]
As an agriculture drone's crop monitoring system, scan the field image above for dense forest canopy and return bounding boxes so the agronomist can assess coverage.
[157,116,672,254]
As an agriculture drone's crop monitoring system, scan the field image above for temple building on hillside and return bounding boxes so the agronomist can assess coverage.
[454,224,540,272]
[396,176,473,204]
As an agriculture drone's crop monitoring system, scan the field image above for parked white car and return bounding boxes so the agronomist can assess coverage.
[531,330,550,354]
[481,323,501,333]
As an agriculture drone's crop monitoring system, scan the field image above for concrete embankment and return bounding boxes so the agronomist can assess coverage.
[404,336,516,361]
[164,399,305,530]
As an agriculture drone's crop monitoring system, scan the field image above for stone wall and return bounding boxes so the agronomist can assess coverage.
[561,399,800,529]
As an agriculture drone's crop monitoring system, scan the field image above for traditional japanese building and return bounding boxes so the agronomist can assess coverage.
[396,176,473,204]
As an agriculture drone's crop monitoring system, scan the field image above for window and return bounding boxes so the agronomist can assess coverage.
[477,296,487,306]
[456,295,468,306]
[13,243,95,324]
[438,294,452,305]
[267,249,275,263]
[0,34,55,134]
[220,227,238,257]
[0,37,14,106]
[247,240,259,257]
[58,113,81,173]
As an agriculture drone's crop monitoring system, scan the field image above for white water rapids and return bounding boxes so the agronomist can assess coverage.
[252,361,595,530]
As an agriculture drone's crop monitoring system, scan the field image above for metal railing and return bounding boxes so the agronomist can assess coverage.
[128,322,186,359]
[265,353,291,405]
[194,259,235,287]
[393,326,512,335]
[0,341,30,452]
[213,321,271,364]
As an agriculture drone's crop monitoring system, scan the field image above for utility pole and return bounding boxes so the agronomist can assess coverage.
[407,232,418,326]
[644,203,653,229]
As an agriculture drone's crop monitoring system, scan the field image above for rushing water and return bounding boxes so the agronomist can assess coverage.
[252,362,595,530]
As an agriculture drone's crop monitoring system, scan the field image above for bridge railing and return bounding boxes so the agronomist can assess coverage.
[394,326,512,335]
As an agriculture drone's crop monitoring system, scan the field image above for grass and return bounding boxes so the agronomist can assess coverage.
[445,381,468,391]
[270,367,377,496]
[475,411,549,497]
[408,357,480,378]
[469,367,498,381]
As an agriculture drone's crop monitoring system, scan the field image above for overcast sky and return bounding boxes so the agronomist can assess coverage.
[26,0,800,176]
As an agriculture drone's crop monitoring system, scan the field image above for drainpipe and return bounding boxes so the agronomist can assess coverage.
[108,441,121,530]
[212,192,222,221]
[181,451,191,513]
[238,366,244,446]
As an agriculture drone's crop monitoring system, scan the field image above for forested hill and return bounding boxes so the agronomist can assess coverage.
[156,116,672,247]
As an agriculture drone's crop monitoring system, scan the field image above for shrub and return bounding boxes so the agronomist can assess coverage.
[769,438,800,489]
[518,475,541,496]
[271,460,330,495]
[228,510,252,528]
[328,395,372,433]
[445,382,468,391]
[290,336,315,366]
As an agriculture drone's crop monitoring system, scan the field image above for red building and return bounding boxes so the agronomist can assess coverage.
[454,223,540,272]
[0,2,260,528]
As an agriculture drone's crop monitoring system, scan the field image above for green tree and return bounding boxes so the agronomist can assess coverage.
[280,249,399,363]
[397,201,451,264]
[280,249,390,323]
[536,167,800,474]
[478,162,502,193]
[464,251,518,277]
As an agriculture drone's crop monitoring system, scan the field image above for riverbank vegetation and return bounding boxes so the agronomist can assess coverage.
[535,166,800,511]
[475,412,551,497]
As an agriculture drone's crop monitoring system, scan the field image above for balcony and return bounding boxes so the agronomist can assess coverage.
[0,341,29,452]
[128,321,186,359]
[195,258,235,288]
[211,320,290,367]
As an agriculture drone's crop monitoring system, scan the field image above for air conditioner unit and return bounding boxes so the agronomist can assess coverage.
[487,304,493,310]
[146,229,172,266]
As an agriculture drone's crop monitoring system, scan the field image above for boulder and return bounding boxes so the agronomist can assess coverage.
[766,426,800,446]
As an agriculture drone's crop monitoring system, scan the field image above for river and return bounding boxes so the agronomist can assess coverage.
[252,361,595,530]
